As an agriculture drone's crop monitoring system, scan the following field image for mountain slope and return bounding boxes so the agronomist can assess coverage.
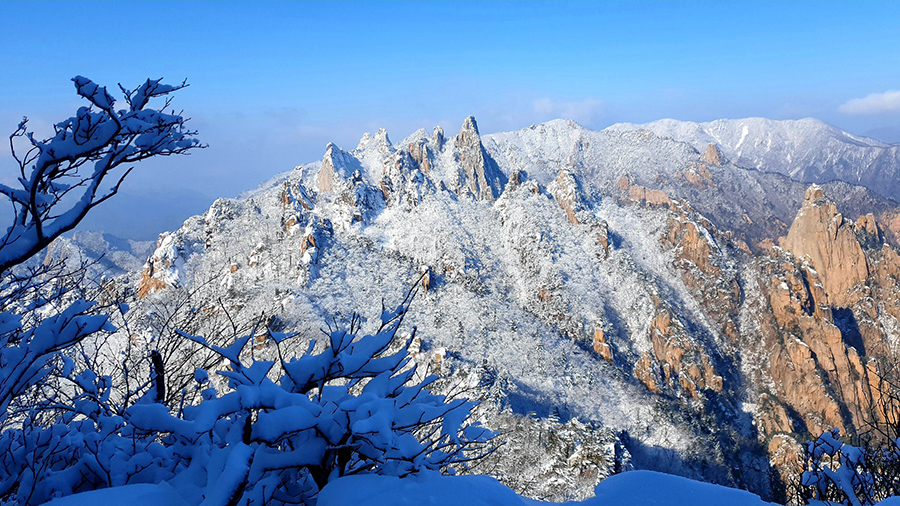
[97,116,900,502]
[605,117,900,201]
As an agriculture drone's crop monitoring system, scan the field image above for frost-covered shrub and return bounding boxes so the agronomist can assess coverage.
[796,428,900,506]
[123,287,495,505]
[0,287,495,506]
[474,408,628,502]
[0,366,175,505]
[800,429,873,506]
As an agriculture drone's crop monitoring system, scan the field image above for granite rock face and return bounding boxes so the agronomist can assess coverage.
[782,184,869,307]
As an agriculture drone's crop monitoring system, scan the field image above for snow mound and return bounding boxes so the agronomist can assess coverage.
[317,470,780,506]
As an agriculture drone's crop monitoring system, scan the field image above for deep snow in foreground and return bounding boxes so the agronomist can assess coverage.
[45,469,900,505]
[46,470,786,506]
[317,470,779,505]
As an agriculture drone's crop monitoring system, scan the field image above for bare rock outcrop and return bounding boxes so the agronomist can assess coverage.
[408,139,432,174]
[702,143,722,166]
[782,185,869,307]
[138,265,169,299]
[617,173,673,207]
[593,327,613,362]
[633,310,723,400]
[317,143,340,195]
[677,163,714,189]
[753,250,877,451]
[454,116,505,201]
[138,233,179,299]
[547,169,610,258]
[548,168,581,225]
[664,216,719,276]
[662,212,741,341]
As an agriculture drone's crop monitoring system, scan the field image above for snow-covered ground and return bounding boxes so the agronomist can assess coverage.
[45,470,781,506]
[318,470,781,506]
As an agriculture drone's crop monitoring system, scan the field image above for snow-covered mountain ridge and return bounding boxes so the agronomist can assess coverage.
[94,115,900,502]
[606,117,900,200]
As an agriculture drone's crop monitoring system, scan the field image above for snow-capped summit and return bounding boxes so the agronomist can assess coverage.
[605,117,900,200]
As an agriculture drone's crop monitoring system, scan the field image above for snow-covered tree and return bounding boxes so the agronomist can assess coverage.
[0,77,199,504]
[124,284,495,505]
[1,77,201,273]
[0,76,200,413]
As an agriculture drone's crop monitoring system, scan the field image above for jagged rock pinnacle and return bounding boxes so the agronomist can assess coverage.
[783,184,869,306]
[460,115,480,136]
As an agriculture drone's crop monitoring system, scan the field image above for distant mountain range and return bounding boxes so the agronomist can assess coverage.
[606,117,900,200]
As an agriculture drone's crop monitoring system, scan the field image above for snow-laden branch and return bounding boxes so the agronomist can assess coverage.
[0,76,202,273]
[123,291,496,505]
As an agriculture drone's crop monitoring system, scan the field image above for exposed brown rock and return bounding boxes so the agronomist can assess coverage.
[752,245,886,442]
[432,126,444,149]
[281,182,291,208]
[782,185,869,307]
[856,213,881,239]
[284,216,298,234]
[300,234,316,255]
[408,139,432,174]
[595,220,610,259]
[634,352,660,393]
[421,268,431,292]
[138,236,175,299]
[550,168,580,225]
[664,216,719,276]
[677,163,715,189]
[855,213,884,249]
[874,243,900,283]
[758,238,777,251]
[593,327,612,362]
[627,185,673,207]
[767,435,804,494]
[756,395,795,435]
[279,180,314,212]
[317,143,339,194]
[137,266,169,299]
[454,116,496,201]
[878,210,900,245]
[538,286,551,302]
[702,144,722,166]
[633,310,723,399]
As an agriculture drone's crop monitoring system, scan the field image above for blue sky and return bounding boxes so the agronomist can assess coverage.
[2,1,899,239]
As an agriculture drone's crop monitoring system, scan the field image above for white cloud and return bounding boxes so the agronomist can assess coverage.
[839,90,900,115]
[532,97,606,126]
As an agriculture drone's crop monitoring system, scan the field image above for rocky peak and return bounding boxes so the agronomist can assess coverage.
[548,168,581,225]
[317,142,365,195]
[782,184,869,307]
[433,126,445,149]
[453,116,505,201]
[460,115,480,137]
[357,128,394,155]
[407,139,432,174]
[702,144,722,166]
[317,143,339,194]
[855,213,884,249]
